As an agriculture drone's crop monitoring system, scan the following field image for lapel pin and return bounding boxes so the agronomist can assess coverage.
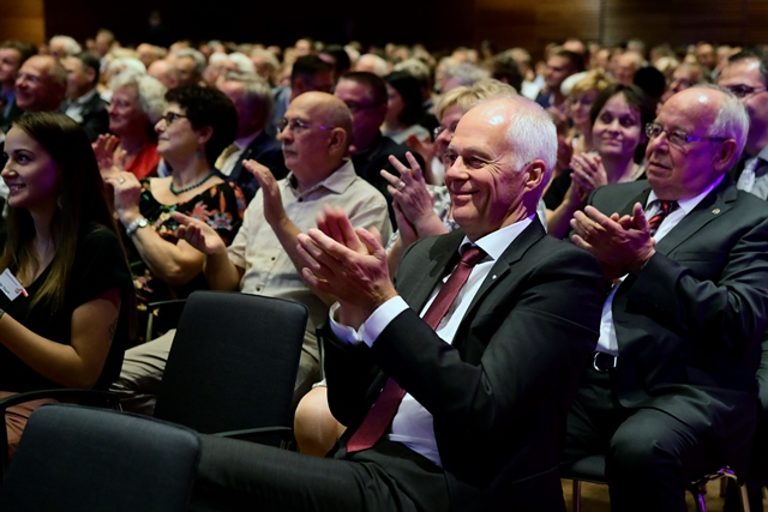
[491,274,497,280]
[712,208,721,215]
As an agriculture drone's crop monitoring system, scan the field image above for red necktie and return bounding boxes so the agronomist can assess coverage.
[647,200,677,236]
[346,245,487,453]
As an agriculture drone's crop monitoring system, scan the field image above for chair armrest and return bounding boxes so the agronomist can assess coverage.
[213,426,295,449]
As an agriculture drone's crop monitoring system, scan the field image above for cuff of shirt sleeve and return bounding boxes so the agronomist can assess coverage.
[328,302,364,345]
[361,296,409,348]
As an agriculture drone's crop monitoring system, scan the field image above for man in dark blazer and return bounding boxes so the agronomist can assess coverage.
[61,52,109,142]
[217,72,287,204]
[335,71,426,225]
[191,95,606,511]
[566,86,768,512]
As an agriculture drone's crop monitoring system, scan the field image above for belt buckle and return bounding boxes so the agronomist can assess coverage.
[592,352,617,372]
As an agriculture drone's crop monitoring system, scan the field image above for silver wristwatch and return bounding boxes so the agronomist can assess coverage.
[125,217,149,236]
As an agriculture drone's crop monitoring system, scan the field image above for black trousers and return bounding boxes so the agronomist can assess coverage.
[563,367,736,512]
[190,436,452,512]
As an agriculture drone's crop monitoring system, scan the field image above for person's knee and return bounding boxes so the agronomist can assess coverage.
[112,330,176,394]
[608,423,682,479]
[294,386,344,457]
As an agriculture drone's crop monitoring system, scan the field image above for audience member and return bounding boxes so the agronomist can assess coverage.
[61,52,109,141]
[718,50,768,199]
[565,70,613,155]
[173,48,206,87]
[15,55,67,114]
[216,71,288,203]
[661,62,707,104]
[564,85,768,511]
[382,71,430,144]
[0,112,133,456]
[115,91,391,411]
[535,49,584,111]
[0,41,35,133]
[102,85,244,342]
[147,58,180,90]
[48,35,82,59]
[269,54,335,136]
[191,93,604,511]
[545,84,653,238]
[333,71,425,224]
[95,71,166,179]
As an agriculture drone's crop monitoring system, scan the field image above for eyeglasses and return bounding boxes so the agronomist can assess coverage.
[278,117,328,134]
[723,84,767,98]
[433,125,455,140]
[158,112,188,124]
[645,122,729,147]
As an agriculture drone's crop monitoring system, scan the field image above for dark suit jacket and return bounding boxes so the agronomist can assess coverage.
[63,92,109,142]
[226,132,288,204]
[325,220,606,511]
[590,178,768,473]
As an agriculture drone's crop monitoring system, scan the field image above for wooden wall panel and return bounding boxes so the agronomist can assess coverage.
[0,0,45,46]
[474,0,600,57]
[15,0,768,62]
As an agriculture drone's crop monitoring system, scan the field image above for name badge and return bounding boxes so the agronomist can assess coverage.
[0,268,27,301]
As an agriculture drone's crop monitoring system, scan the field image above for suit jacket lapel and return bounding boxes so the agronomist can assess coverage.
[464,219,547,320]
[655,178,735,254]
[399,230,464,314]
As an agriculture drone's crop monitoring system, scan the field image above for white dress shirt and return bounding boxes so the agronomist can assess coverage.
[596,175,724,355]
[331,217,533,466]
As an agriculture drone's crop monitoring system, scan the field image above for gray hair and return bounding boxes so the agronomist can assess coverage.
[49,35,82,57]
[701,84,749,158]
[467,96,557,176]
[106,57,146,77]
[110,70,167,123]
[228,52,255,75]
[175,48,206,74]
[221,71,274,122]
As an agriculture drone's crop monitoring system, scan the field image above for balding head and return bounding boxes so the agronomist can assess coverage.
[646,86,746,200]
[15,55,67,112]
[278,91,353,188]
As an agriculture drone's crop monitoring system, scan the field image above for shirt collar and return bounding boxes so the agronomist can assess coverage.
[647,173,725,215]
[458,215,535,262]
[285,159,357,198]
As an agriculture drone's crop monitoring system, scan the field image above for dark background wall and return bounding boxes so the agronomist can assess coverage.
[0,0,766,58]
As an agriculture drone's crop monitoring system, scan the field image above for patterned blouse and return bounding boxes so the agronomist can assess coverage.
[127,180,246,333]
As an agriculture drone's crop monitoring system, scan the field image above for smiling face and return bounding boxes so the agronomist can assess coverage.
[444,103,530,240]
[108,85,148,137]
[0,47,22,87]
[154,103,200,161]
[2,126,60,214]
[569,89,598,130]
[592,92,643,160]
[645,89,727,200]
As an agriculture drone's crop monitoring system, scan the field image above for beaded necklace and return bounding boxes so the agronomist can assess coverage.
[169,171,216,196]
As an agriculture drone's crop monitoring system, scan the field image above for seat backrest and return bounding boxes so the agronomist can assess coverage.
[154,291,308,435]
[0,404,200,512]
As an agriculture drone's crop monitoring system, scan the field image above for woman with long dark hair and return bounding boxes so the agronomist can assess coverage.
[0,112,133,454]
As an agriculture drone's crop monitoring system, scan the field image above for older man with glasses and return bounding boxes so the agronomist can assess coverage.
[718,50,768,200]
[563,85,768,512]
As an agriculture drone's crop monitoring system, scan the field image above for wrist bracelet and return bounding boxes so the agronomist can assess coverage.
[125,217,149,237]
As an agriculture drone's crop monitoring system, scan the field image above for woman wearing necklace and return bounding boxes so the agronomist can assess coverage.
[545,83,655,238]
[106,85,245,339]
